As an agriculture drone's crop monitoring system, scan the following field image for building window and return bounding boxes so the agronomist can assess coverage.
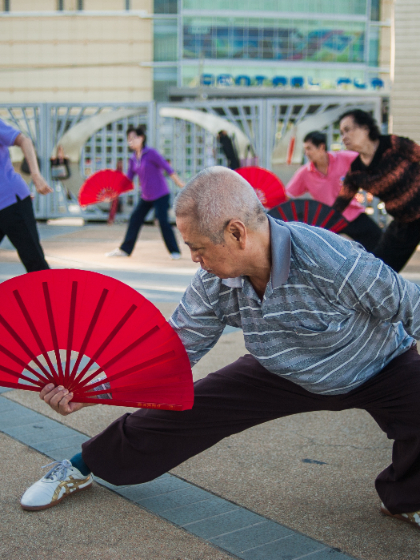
[57,0,64,10]
[154,0,177,14]
[77,0,83,10]
[154,19,178,61]
[126,0,130,9]
[3,0,10,12]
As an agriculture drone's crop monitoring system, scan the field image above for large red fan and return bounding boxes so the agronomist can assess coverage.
[0,270,193,411]
[268,200,349,233]
[236,166,286,209]
[78,170,133,207]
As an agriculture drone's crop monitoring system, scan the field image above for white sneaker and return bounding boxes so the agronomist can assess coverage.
[20,459,93,511]
[105,248,129,257]
[171,252,181,260]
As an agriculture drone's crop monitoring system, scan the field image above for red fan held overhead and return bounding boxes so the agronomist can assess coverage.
[0,270,194,411]
[235,166,287,209]
[78,170,133,207]
[268,200,349,233]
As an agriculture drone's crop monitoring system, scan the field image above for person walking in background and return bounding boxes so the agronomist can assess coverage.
[0,119,52,272]
[333,109,420,272]
[106,125,185,260]
[217,130,240,170]
[286,130,382,253]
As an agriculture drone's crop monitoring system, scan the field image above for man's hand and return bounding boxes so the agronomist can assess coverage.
[32,173,53,195]
[40,384,91,416]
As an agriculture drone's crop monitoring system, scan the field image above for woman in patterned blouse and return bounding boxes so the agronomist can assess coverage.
[333,109,420,272]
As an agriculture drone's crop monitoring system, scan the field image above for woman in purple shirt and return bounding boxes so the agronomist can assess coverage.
[0,119,52,272]
[106,125,184,259]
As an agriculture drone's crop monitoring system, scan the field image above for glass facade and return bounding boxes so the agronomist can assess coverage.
[183,17,365,63]
[182,0,367,16]
[153,0,383,100]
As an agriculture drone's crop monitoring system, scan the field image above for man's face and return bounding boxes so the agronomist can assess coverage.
[177,216,244,279]
[303,141,325,163]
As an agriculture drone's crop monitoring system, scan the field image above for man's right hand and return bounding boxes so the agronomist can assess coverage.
[40,384,88,416]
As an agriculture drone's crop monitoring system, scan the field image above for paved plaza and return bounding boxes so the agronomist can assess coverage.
[1,220,420,560]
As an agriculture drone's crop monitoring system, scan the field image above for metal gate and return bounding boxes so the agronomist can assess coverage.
[0,97,386,223]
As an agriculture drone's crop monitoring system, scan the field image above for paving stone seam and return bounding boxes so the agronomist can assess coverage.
[182,517,265,531]
[0,392,358,560]
[294,548,330,560]
[235,533,294,552]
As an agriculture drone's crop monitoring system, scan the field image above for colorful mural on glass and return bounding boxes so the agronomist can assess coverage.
[183,23,365,63]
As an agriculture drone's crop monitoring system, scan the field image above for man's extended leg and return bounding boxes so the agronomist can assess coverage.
[22,354,330,509]
[81,355,331,486]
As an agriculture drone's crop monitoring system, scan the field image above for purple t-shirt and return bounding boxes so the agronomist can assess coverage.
[0,119,31,211]
[126,147,174,202]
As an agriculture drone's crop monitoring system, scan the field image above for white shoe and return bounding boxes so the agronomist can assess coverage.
[105,248,129,257]
[171,252,181,260]
[20,459,93,511]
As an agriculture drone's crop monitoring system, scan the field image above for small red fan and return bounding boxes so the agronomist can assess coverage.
[268,200,349,233]
[235,166,287,209]
[78,170,133,207]
[0,270,194,411]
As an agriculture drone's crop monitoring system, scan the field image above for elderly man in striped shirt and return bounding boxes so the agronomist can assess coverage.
[22,167,420,530]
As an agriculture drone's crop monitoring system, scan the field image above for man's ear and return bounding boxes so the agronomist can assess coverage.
[226,219,247,246]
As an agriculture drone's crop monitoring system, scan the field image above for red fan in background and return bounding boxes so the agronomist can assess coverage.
[78,170,133,207]
[0,270,194,411]
[268,200,349,233]
[235,166,287,209]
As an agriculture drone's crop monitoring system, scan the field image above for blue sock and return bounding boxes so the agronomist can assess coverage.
[70,452,91,476]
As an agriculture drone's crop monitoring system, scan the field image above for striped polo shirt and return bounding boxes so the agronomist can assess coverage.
[169,216,420,395]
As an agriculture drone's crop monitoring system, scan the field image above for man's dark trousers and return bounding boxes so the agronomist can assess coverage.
[82,345,420,516]
[0,195,49,272]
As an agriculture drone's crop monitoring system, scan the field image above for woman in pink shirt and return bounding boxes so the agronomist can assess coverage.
[286,131,382,253]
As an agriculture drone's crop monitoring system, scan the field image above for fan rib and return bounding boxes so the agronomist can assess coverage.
[70,304,138,388]
[42,282,64,385]
[0,343,52,385]
[303,200,309,223]
[68,288,109,384]
[82,349,176,392]
[319,210,335,229]
[276,206,288,221]
[78,372,182,397]
[0,379,41,392]
[0,313,54,384]
[13,290,58,382]
[291,201,298,221]
[311,203,322,226]
[73,324,161,391]
[66,281,78,382]
[330,219,348,233]
[0,363,44,388]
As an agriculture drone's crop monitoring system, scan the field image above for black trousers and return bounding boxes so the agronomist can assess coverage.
[372,216,420,272]
[83,346,420,515]
[0,195,49,272]
[340,213,382,253]
[120,194,180,255]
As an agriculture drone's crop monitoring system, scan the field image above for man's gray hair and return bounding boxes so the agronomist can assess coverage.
[174,166,267,243]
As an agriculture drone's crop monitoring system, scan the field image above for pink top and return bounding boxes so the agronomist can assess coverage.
[286,151,363,222]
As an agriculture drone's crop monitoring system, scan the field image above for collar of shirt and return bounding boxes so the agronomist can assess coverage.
[308,152,334,175]
[130,146,150,162]
[221,215,291,292]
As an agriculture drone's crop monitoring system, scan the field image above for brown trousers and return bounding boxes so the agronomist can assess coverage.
[82,345,420,515]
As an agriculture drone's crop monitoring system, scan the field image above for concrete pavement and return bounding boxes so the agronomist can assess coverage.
[1,220,420,560]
